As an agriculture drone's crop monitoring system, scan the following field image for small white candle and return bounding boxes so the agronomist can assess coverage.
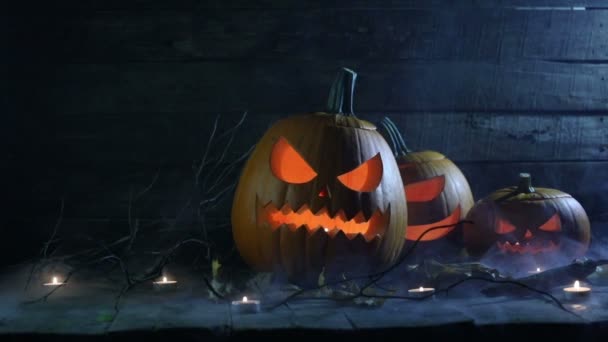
[563,280,591,301]
[407,286,435,298]
[153,276,178,291]
[231,296,261,314]
[43,276,65,287]
[528,267,542,274]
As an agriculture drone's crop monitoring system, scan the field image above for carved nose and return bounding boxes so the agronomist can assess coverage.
[524,229,533,240]
[318,185,331,198]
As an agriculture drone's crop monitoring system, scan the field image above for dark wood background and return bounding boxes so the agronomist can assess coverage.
[4,0,608,265]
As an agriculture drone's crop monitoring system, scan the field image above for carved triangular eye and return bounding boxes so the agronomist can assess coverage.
[496,218,516,234]
[538,213,561,232]
[270,137,317,184]
[337,154,383,192]
[404,175,445,202]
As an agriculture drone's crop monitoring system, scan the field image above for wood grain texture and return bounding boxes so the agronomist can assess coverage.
[8,8,608,63]
[18,61,608,114]
[5,0,608,252]
[7,0,608,11]
[18,112,608,164]
[11,161,608,219]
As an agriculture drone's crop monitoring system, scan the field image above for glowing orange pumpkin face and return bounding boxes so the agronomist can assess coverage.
[231,68,407,285]
[378,117,474,245]
[264,136,387,240]
[400,164,468,241]
[494,208,562,254]
[464,174,591,266]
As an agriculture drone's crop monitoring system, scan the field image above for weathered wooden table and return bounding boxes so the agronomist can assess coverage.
[2,263,608,341]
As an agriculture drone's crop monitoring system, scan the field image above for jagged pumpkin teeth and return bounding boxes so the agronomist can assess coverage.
[335,210,347,222]
[315,207,329,216]
[497,240,558,255]
[261,202,384,237]
[352,212,366,223]
[326,229,341,238]
[281,203,292,215]
[345,233,360,240]
[296,204,310,215]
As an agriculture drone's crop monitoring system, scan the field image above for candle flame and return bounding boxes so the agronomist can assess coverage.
[574,280,580,289]
[419,286,423,291]
[163,276,167,283]
[243,296,248,302]
[536,267,540,272]
[52,277,58,284]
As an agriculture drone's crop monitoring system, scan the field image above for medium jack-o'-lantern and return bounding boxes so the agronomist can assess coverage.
[231,68,407,285]
[378,117,474,254]
[463,173,591,264]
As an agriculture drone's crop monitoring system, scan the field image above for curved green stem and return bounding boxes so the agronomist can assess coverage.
[379,116,412,156]
[326,67,357,116]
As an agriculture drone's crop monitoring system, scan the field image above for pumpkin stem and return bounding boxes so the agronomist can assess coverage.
[378,116,412,156]
[326,67,357,116]
[516,173,535,193]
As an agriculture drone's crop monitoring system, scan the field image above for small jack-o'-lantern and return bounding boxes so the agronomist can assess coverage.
[231,68,407,285]
[378,117,474,256]
[464,173,591,265]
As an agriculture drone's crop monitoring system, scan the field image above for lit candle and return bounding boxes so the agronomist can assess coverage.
[407,286,435,298]
[152,276,178,291]
[563,280,591,301]
[43,276,65,287]
[231,296,261,314]
[528,267,542,274]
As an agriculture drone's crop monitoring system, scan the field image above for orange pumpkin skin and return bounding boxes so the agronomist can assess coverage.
[463,174,591,265]
[378,118,474,252]
[231,69,407,285]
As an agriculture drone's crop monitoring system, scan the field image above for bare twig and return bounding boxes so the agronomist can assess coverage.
[266,221,579,321]
[205,145,253,196]
[41,198,65,258]
[200,112,248,192]
[25,113,250,312]
[195,115,220,186]
[357,276,584,321]
[25,198,65,291]
[203,276,226,300]
[134,170,160,201]
[267,221,472,310]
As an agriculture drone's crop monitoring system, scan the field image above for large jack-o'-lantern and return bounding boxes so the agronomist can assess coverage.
[231,68,407,285]
[464,173,591,267]
[378,117,474,259]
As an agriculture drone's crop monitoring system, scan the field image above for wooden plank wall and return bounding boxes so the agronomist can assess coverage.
[4,1,608,263]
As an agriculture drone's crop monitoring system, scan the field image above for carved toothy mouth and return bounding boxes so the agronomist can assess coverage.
[405,206,461,241]
[257,200,389,242]
[496,240,559,254]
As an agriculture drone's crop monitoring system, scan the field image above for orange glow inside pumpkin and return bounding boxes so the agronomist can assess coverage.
[270,137,317,184]
[405,206,461,241]
[259,203,387,241]
[337,154,383,192]
[496,218,516,234]
[404,175,445,202]
[539,213,561,232]
[495,213,562,254]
